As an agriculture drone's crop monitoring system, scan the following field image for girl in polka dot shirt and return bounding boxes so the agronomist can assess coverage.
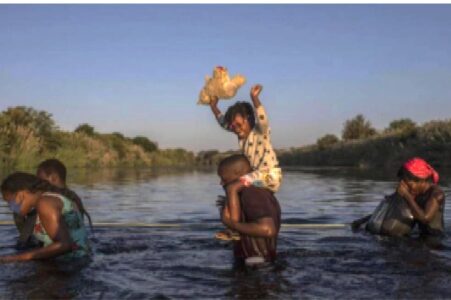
[210,84,282,240]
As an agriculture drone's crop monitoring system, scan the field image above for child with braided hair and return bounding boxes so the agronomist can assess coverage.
[0,172,90,262]
[12,159,92,250]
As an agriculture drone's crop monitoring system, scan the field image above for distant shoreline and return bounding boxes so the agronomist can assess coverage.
[2,106,451,173]
[277,121,451,170]
[0,106,196,170]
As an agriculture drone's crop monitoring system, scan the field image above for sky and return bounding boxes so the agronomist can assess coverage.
[1,4,451,152]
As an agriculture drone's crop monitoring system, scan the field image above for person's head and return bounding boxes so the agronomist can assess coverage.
[224,102,255,139]
[217,154,252,187]
[1,172,52,216]
[36,159,67,188]
[397,157,439,196]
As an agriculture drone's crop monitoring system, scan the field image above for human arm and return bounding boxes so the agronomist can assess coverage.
[250,84,263,108]
[222,209,277,238]
[225,180,246,223]
[221,187,278,238]
[250,85,269,133]
[209,96,230,131]
[397,181,443,224]
[209,95,221,118]
[0,197,74,263]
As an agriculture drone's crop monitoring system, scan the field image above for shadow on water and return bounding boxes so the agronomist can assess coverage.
[1,167,451,298]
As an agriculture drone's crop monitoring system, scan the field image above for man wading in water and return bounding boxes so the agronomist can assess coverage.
[217,154,281,266]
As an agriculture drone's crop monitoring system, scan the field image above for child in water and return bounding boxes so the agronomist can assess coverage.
[0,172,91,262]
[13,159,92,250]
[209,84,282,240]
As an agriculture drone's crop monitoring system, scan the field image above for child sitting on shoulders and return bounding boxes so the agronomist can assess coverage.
[209,84,282,240]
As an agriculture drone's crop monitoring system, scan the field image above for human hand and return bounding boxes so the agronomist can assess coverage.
[216,195,226,208]
[397,180,413,201]
[209,95,219,107]
[250,84,263,99]
[225,180,245,195]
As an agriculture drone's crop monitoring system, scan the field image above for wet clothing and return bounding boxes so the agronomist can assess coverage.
[365,193,415,237]
[362,186,445,239]
[33,192,90,260]
[64,188,93,229]
[415,185,445,238]
[217,104,282,192]
[12,187,91,248]
[233,186,281,263]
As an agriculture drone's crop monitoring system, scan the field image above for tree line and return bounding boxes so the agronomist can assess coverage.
[279,114,451,169]
[0,106,195,170]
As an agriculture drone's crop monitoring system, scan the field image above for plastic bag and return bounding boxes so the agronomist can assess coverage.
[366,193,414,237]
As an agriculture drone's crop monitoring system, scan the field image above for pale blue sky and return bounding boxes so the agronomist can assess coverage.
[1,5,451,151]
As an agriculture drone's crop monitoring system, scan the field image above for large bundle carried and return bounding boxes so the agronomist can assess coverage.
[197,66,246,105]
[366,193,415,237]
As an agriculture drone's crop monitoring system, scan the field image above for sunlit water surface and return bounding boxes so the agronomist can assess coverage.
[1,167,451,299]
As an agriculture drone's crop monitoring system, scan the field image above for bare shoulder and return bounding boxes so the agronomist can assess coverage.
[431,185,445,203]
[241,186,276,202]
[37,194,63,213]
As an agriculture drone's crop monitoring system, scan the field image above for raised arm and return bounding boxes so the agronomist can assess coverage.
[250,84,263,108]
[209,95,222,119]
[250,85,269,133]
[209,96,230,131]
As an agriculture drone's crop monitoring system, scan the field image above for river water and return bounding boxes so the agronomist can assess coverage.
[1,167,451,299]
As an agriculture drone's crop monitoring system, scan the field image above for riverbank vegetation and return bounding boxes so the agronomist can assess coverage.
[3,107,449,171]
[0,106,195,170]
[278,114,451,169]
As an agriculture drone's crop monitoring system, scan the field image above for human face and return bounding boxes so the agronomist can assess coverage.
[218,170,239,189]
[404,179,430,196]
[2,190,32,216]
[37,170,64,188]
[230,114,251,139]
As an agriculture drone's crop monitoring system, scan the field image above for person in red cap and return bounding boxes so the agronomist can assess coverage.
[352,157,445,244]
[396,157,445,243]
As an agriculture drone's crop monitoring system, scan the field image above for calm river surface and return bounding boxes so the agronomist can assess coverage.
[1,167,451,299]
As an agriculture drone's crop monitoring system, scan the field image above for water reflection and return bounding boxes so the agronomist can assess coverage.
[0,167,450,298]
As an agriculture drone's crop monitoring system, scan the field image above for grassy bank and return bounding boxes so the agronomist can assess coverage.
[278,119,451,169]
[0,106,195,170]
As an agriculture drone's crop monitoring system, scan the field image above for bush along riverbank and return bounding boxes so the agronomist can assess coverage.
[0,106,196,170]
[278,115,451,169]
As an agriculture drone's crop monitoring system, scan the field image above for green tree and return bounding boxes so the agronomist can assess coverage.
[112,132,126,140]
[132,136,158,153]
[75,123,95,136]
[317,134,339,150]
[385,118,416,134]
[0,106,60,152]
[419,120,451,144]
[342,114,376,141]
[109,134,127,159]
[2,106,56,135]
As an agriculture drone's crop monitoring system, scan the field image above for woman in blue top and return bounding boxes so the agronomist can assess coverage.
[0,172,90,263]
